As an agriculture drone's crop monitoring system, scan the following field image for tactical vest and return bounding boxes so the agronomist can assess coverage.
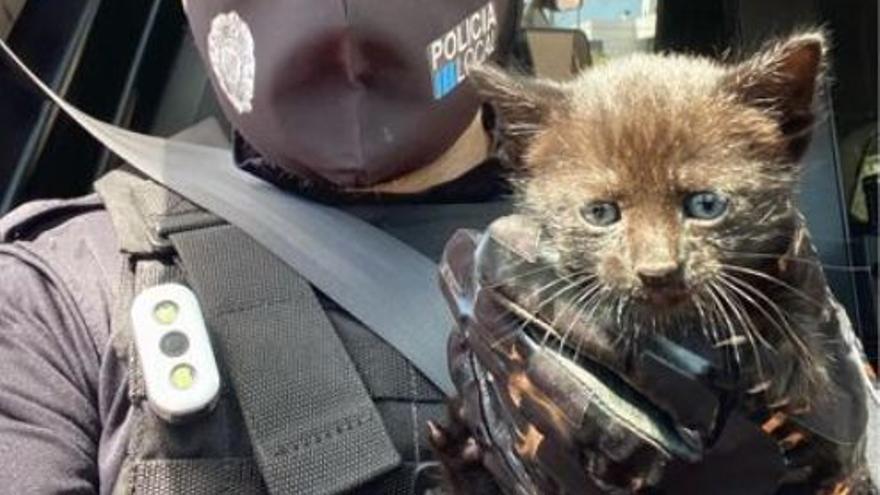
[93,168,449,495]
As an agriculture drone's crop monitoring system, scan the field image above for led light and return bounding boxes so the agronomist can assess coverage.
[160,331,190,358]
[170,364,196,390]
[153,301,179,325]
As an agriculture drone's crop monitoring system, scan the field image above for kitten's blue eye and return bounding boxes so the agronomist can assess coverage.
[684,192,729,220]
[580,202,621,226]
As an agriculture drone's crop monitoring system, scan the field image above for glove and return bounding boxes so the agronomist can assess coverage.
[432,215,876,495]
[431,216,727,494]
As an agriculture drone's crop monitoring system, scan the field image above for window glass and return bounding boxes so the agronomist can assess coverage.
[523,0,657,62]
[0,0,27,39]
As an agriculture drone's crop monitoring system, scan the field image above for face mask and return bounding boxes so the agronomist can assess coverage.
[184,0,518,188]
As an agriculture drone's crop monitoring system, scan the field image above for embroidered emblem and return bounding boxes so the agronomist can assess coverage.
[427,2,498,100]
[207,11,255,114]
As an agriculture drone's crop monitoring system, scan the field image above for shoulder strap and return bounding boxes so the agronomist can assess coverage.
[94,168,224,255]
[96,169,400,494]
[171,224,400,494]
[0,39,455,396]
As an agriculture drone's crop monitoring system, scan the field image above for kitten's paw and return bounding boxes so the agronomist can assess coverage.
[427,420,482,466]
[427,419,501,495]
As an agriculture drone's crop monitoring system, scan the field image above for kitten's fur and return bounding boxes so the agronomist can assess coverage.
[472,30,833,406]
[435,30,872,493]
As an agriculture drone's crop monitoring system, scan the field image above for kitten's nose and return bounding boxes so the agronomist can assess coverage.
[636,262,682,288]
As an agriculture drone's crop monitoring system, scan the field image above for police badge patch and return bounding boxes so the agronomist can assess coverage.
[207,11,256,114]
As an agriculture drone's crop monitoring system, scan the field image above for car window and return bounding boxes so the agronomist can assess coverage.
[0,0,26,39]
[523,0,657,62]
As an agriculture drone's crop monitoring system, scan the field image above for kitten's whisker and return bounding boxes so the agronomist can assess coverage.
[720,272,801,326]
[490,313,558,350]
[692,295,715,344]
[720,264,825,308]
[556,284,606,356]
[715,278,776,353]
[711,281,769,384]
[484,265,551,288]
[555,287,602,357]
[487,314,533,349]
[704,282,743,367]
[485,274,595,348]
[504,265,593,291]
[552,285,600,348]
[572,290,611,364]
[499,277,596,347]
[507,130,541,137]
[699,292,743,374]
[485,275,568,327]
[746,381,772,394]
[488,272,589,327]
[698,293,724,346]
[720,251,872,274]
[504,123,542,131]
[486,264,569,289]
[720,273,816,370]
[713,335,749,348]
[541,283,603,350]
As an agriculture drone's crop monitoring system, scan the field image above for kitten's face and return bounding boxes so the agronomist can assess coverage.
[473,32,825,322]
[520,64,796,314]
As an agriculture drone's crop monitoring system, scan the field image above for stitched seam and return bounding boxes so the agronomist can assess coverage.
[148,211,222,226]
[269,411,376,457]
[136,457,255,467]
[209,295,297,317]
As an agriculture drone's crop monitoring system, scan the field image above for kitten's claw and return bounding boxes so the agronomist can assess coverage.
[462,437,481,463]
[428,419,482,463]
[427,420,449,449]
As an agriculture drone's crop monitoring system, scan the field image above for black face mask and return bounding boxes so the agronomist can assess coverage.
[185,0,518,189]
[233,131,512,204]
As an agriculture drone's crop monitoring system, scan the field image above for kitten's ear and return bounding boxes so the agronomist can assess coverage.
[468,65,569,164]
[724,30,828,162]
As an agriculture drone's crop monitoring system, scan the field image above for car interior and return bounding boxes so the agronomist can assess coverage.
[0,0,876,367]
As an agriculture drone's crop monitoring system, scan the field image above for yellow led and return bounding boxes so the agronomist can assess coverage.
[170,364,196,390]
[153,301,179,325]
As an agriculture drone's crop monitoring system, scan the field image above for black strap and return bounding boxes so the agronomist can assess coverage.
[171,225,399,494]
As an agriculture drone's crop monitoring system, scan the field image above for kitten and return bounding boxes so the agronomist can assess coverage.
[436,30,873,492]
[474,30,833,406]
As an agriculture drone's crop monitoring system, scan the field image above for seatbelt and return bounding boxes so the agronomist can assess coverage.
[0,40,455,396]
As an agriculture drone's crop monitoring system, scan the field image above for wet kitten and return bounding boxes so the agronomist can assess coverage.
[471,30,835,407]
[429,29,876,493]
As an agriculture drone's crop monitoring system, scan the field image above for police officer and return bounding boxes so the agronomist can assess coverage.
[0,2,521,493]
[0,2,877,495]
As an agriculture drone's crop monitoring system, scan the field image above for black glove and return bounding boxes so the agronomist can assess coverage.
[431,215,875,494]
[432,216,730,494]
